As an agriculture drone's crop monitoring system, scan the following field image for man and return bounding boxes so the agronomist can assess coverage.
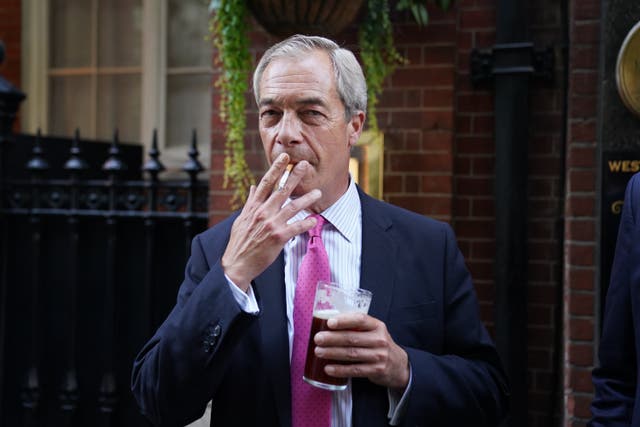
[132,35,509,427]
[590,172,640,426]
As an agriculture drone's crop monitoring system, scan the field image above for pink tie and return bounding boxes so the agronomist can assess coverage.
[291,214,331,427]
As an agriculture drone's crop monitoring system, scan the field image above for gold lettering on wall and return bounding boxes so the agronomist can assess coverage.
[608,160,640,172]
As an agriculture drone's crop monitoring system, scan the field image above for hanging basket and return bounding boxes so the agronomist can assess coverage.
[246,0,366,37]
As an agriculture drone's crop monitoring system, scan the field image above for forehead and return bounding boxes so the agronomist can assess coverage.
[258,50,338,104]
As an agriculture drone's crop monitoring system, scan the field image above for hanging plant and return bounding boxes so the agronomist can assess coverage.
[209,0,253,208]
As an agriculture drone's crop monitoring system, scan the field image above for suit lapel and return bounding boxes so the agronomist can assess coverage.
[358,189,396,323]
[254,253,291,427]
[353,190,397,427]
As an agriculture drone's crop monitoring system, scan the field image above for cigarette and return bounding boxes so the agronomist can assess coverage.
[277,164,293,191]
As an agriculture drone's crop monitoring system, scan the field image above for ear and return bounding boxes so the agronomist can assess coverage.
[347,111,366,148]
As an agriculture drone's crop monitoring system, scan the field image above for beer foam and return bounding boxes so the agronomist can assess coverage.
[313,309,340,319]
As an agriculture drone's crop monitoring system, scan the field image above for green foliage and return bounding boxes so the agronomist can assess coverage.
[359,0,454,133]
[359,0,405,133]
[210,0,254,208]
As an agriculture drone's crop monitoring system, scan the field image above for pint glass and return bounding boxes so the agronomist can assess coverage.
[303,281,373,390]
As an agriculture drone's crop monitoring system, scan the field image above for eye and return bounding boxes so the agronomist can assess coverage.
[260,109,280,118]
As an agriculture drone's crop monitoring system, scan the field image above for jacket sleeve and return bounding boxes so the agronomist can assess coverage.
[590,173,639,426]
[131,231,257,427]
[401,223,510,426]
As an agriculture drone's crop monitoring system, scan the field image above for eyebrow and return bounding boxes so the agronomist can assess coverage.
[259,97,328,109]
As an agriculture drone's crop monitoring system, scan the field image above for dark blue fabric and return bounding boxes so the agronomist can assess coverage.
[131,187,509,427]
[591,172,640,427]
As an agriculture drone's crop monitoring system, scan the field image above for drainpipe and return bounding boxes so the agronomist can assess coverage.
[470,1,554,425]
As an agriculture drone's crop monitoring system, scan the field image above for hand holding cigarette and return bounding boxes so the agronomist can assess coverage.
[221,154,321,291]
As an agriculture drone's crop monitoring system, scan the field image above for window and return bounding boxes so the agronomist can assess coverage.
[21,0,213,172]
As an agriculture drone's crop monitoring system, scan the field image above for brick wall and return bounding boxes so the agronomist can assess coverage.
[563,0,600,425]
[0,0,22,131]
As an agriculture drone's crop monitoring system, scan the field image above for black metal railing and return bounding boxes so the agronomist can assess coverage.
[0,128,209,427]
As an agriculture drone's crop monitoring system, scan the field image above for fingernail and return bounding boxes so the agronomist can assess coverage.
[327,318,337,328]
[312,189,322,198]
[278,153,289,163]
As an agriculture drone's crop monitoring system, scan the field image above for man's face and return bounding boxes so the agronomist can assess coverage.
[258,50,364,211]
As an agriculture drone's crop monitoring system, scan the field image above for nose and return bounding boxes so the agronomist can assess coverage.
[276,111,302,146]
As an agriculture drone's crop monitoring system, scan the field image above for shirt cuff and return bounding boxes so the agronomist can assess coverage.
[224,274,260,314]
[387,364,412,425]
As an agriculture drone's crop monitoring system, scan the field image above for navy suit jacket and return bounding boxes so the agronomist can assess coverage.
[591,172,640,426]
[132,188,509,427]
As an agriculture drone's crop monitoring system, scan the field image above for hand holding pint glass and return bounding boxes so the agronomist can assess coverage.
[303,281,373,390]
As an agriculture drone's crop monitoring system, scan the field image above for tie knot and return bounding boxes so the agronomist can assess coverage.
[307,214,325,238]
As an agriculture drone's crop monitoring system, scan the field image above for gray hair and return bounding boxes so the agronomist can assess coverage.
[252,34,367,121]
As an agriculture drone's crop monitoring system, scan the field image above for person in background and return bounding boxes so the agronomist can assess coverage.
[590,171,640,426]
[131,34,509,427]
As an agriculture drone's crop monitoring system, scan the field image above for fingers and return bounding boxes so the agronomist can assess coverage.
[326,313,375,331]
[253,153,290,202]
[313,319,410,388]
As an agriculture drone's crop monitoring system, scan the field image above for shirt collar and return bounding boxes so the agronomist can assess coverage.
[290,177,360,243]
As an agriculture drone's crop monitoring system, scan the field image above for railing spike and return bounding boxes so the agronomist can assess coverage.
[182,129,204,178]
[102,128,126,173]
[26,128,49,172]
[64,129,89,171]
[143,128,165,178]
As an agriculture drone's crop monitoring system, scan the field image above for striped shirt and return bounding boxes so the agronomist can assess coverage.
[229,178,406,426]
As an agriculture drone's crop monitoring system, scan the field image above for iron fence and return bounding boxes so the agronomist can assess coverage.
[0,128,209,427]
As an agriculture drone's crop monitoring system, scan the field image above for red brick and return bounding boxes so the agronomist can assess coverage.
[384,175,403,193]
[457,136,494,154]
[569,368,594,393]
[528,305,553,326]
[472,115,494,134]
[424,45,455,65]
[572,21,600,44]
[570,46,599,70]
[569,318,594,341]
[389,152,452,172]
[567,267,596,291]
[570,120,597,142]
[569,95,598,118]
[568,342,594,366]
[391,66,455,87]
[457,93,493,113]
[572,394,594,418]
[573,0,600,21]
[424,88,455,108]
[570,72,598,95]
[568,219,596,241]
[459,9,496,29]
[471,156,494,174]
[567,145,596,168]
[471,198,495,217]
[566,195,595,217]
[421,174,453,193]
[567,244,595,266]
[529,284,557,305]
[569,292,594,316]
[422,131,453,151]
[455,219,495,239]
